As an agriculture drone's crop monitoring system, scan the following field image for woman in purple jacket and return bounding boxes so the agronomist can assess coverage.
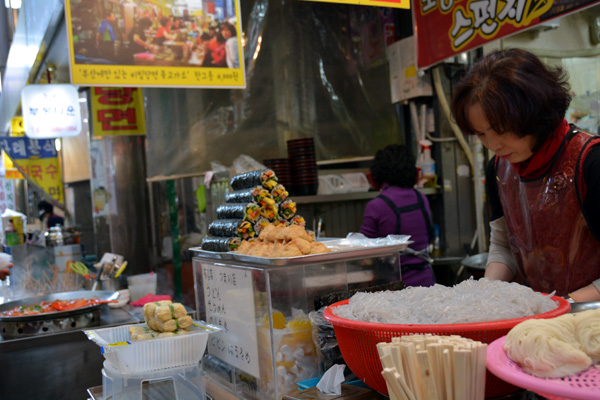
[360,144,435,287]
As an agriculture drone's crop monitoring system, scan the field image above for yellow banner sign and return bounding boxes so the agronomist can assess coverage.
[0,138,63,203]
[303,0,410,9]
[91,87,146,136]
[18,157,64,203]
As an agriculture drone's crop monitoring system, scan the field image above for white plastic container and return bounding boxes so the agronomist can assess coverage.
[85,322,213,374]
[340,172,370,192]
[127,272,157,301]
[317,175,350,194]
[102,361,206,400]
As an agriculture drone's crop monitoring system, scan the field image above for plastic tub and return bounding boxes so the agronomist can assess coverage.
[127,273,157,301]
[340,173,370,192]
[317,175,350,194]
[85,321,212,374]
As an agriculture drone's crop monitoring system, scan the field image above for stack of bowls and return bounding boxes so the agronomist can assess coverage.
[263,158,292,190]
[287,137,319,196]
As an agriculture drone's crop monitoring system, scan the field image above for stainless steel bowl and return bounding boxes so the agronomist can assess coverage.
[461,253,489,270]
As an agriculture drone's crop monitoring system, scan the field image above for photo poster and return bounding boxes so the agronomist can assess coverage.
[64,0,246,89]
[301,0,410,9]
[0,138,63,203]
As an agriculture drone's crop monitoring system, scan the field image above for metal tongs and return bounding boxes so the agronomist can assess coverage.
[402,247,434,264]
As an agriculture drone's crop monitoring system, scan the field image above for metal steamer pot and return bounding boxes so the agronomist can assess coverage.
[44,226,79,247]
[0,290,119,339]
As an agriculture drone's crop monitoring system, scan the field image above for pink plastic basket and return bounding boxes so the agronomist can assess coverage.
[323,296,570,398]
[487,336,600,400]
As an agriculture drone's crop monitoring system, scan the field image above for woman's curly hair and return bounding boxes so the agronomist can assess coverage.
[370,144,417,188]
[451,48,571,151]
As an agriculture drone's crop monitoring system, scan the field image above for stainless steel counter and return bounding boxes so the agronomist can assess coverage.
[0,305,141,400]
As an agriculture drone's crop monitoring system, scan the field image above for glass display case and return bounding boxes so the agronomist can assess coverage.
[192,244,405,399]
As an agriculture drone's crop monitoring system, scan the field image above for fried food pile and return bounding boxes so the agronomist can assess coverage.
[236,223,331,258]
[130,300,193,341]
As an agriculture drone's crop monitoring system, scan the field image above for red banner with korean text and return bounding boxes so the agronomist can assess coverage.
[414,0,600,68]
[91,87,146,137]
[0,138,63,203]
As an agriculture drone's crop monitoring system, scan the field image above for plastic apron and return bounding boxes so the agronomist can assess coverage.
[496,127,600,295]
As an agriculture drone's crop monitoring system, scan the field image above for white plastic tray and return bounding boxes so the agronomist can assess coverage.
[85,321,218,374]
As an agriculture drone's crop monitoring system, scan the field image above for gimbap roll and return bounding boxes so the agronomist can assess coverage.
[201,236,242,252]
[290,215,306,227]
[271,184,289,203]
[216,203,262,222]
[260,203,279,221]
[279,199,297,220]
[274,219,290,227]
[230,169,278,191]
[208,219,256,240]
[226,186,274,206]
[253,217,271,236]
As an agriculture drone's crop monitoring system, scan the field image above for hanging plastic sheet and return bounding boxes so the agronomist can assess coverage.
[144,0,402,180]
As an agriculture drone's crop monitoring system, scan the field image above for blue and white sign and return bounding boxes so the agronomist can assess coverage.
[21,84,82,139]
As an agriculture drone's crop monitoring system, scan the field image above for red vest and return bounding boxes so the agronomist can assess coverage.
[496,128,600,295]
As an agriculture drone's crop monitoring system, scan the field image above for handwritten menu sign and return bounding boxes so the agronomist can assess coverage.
[202,263,260,378]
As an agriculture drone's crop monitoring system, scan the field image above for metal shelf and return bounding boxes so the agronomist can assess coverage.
[293,187,440,204]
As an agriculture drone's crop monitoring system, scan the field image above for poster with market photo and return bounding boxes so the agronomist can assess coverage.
[64,0,245,88]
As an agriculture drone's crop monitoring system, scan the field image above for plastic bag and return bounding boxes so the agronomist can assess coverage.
[232,155,266,174]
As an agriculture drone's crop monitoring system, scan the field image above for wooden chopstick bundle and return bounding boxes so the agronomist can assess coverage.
[378,334,488,400]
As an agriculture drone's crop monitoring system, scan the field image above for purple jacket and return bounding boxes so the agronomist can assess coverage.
[360,184,432,267]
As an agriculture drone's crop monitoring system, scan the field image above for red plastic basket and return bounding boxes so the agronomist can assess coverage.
[323,296,570,398]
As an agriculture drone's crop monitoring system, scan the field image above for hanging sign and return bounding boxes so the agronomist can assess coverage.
[302,0,409,8]
[64,0,246,88]
[91,87,146,136]
[414,0,600,68]
[21,84,82,139]
[11,117,25,136]
[0,179,16,215]
[3,152,24,180]
[0,138,63,203]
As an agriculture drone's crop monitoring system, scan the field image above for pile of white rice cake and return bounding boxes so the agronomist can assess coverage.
[333,278,557,324]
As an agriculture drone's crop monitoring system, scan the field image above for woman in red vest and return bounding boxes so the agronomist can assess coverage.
[451,48,600,302]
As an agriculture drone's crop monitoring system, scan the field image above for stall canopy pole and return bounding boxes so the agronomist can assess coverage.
[167,180,182,301]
